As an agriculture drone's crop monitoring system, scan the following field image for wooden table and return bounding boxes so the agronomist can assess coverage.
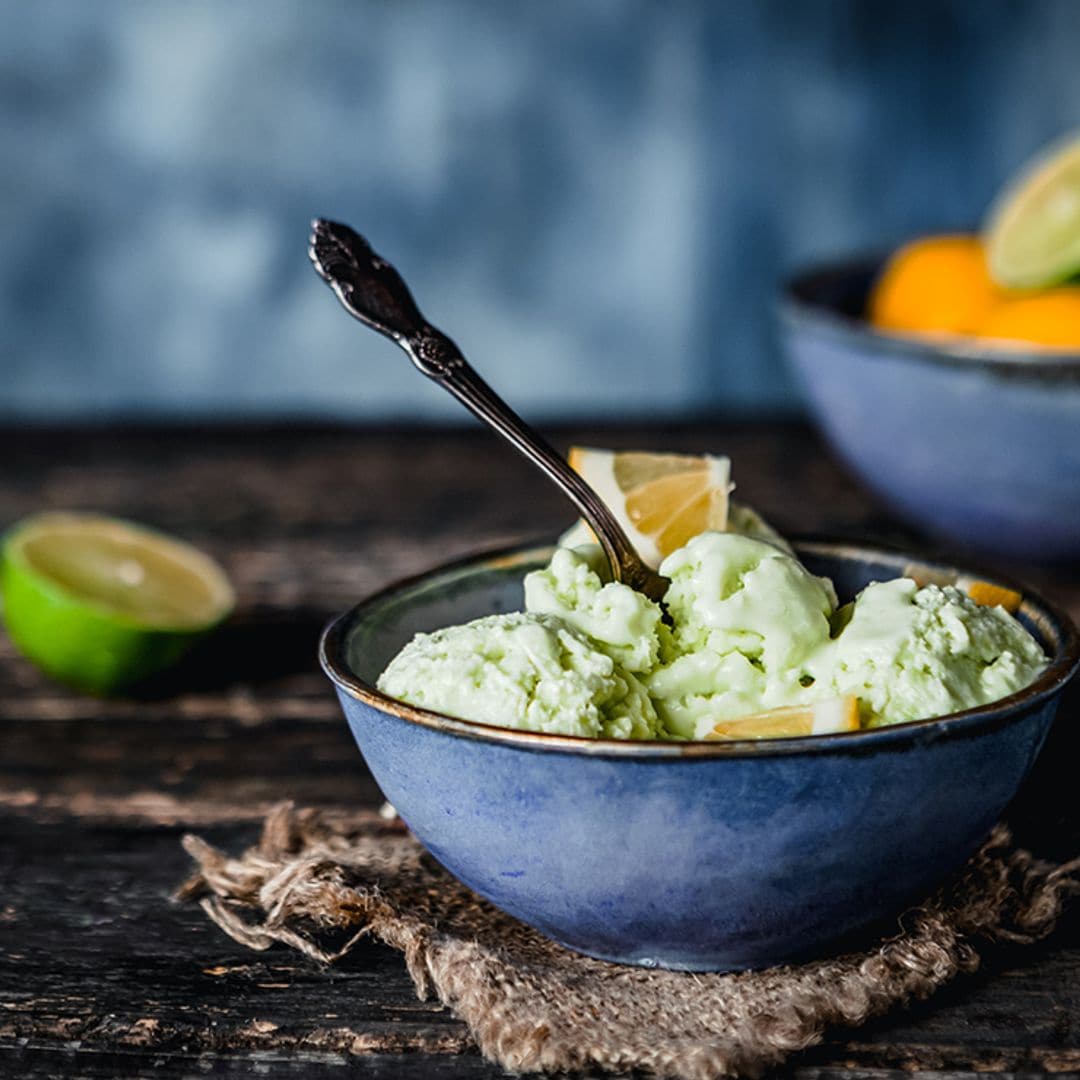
[1,422,1077,1079]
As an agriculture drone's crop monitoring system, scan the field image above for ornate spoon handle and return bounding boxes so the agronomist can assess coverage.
[308,219,669,602]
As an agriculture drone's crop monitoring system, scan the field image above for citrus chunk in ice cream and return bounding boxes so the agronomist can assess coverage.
[706,696,859,740]
[902,564,1023,614]
[964,580,1023,614]
[0,512,234,694]
[566,447,732,566]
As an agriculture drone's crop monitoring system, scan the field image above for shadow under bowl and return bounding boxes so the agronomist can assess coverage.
[320,540,1079,971]
[779,258,1080,560]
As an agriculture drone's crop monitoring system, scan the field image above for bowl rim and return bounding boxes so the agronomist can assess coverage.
[780,253,1080,376]
[319,538,1080,759]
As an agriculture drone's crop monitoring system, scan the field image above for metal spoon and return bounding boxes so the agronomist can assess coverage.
[308,219,669,603]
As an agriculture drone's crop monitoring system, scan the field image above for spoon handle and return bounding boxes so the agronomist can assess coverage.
[309,219,668,602]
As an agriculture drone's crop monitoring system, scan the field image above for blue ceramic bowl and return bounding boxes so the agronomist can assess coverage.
[320,540,1078,971]
[779,258,1080,560]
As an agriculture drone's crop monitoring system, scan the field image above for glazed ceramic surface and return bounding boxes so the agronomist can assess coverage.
[780,260,1080,560]
[321,542,1079,971]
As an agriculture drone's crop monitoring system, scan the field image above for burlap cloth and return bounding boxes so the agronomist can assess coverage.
[178,803,1079,1080]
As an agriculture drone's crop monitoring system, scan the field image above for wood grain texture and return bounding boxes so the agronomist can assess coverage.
[0,422,1077,1079]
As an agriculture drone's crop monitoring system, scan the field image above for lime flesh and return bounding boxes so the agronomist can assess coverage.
[0,513,234,694]
[985,133,1080,288]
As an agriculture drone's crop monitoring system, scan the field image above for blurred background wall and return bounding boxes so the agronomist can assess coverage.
[3,0,1080,423]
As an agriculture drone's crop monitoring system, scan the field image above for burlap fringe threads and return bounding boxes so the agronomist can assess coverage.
[178,804,1079,1080]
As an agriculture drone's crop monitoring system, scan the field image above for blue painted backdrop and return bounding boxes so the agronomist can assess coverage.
[3,1,1080,421]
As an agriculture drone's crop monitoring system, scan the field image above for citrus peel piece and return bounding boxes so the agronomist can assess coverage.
[705,696,860,741]
[566,447,732,566]
[902,564,1022,614]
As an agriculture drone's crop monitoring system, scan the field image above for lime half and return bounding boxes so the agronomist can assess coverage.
[985,133,1080,288]
[0,513,234,694]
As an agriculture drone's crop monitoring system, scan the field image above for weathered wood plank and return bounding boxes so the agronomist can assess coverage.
[0,817,1077,1079]
[0,715,378,825]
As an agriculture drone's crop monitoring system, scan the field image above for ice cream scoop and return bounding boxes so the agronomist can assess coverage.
[308,219,669,604]
[378,611,661,740]
[378,532,1050,741]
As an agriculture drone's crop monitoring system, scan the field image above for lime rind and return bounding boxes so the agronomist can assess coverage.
[1,558,194,693]
[985,132,1080,288]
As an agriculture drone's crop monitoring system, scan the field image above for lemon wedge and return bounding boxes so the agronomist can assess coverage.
[706,696,861,741]
[566,447,733,567]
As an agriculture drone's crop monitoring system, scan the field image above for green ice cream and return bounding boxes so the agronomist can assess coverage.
[378,530,1048,740]
[376,611,662,739]
[523,545,667,673]
[810,578,1048,728]
[646,532,838,737]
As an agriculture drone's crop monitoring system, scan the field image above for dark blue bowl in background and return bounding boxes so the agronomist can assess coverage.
[779,259,1080,561]
[320,541,1079,972]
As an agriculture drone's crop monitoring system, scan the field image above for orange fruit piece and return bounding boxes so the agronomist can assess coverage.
[902,564,1022,614]
[964,581,1023,614]
[868,235,1001,336]
[706,696,860,740]
[975,289,1080,351]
